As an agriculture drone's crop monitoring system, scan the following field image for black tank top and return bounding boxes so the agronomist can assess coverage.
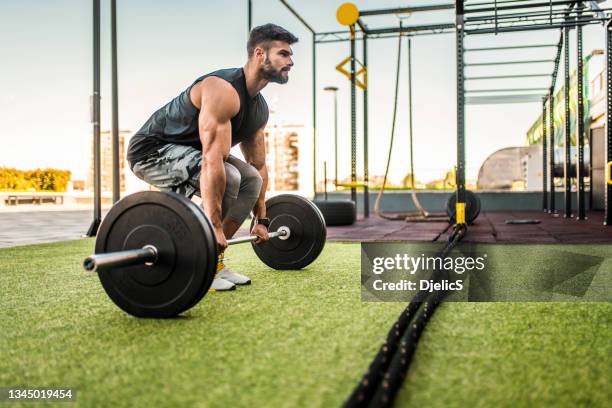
[127,68,269,166]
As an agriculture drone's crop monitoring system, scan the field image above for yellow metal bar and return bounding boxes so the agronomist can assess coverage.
[335,56,352,79]
[336,182,369,188]
[607,161,612,185]
[355,66,367,89]
[456,202,466,225]
[336,56,367,90]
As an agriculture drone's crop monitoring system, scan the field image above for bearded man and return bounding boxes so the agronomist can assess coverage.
[127,24,298,291]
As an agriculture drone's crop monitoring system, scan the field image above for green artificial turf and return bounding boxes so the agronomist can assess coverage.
[1,240,610,407]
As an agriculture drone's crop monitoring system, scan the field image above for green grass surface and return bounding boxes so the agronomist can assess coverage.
[1,240,611,407]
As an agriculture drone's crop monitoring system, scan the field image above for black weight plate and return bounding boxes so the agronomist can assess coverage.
[313,199,356,226]
[446,190,481,225]
[95,191,217,318]
[178,201,219,314]
[251,195,326,270]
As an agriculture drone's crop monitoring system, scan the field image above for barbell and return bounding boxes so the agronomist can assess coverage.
[84,191,327,318]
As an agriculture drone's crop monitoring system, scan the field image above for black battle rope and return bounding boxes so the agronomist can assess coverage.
[345,225,466,408]
[373,27,447,223]
[374,23,403,221]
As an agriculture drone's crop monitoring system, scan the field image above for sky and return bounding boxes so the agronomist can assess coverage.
[1,0,610,186]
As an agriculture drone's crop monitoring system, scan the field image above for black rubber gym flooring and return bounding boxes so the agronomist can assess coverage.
[326,211,612,243]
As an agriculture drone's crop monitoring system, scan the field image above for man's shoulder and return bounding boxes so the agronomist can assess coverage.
[197,76,240,118]
[204,67,243,83]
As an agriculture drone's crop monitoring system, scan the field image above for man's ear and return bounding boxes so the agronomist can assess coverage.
[254,46,265,61]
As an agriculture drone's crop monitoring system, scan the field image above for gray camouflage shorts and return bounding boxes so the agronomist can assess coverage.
[131,144,262,223]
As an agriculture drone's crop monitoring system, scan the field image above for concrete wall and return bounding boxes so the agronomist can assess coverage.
[314,190,591,213]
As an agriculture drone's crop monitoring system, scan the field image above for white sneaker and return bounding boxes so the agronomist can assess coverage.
[209,277,236,292]
[218,267,252,285]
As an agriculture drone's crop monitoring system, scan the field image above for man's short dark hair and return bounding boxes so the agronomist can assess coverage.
[247,24,298,57]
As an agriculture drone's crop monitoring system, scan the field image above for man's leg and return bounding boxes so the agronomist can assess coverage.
[224,155,263,230]
[131,144,242,291]
[217,156,263,286]
[221,162,243,239]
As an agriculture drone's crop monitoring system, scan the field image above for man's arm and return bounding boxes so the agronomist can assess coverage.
[198,78,240,247]
[240,126,268,219]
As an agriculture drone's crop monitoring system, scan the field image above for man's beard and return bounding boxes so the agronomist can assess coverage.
[261,57,288,84]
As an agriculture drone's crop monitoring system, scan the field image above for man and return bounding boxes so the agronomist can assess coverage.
[127,24,298,291]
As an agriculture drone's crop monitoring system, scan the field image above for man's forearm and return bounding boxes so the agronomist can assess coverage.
[253,165,268,218]
[201,157,226,228]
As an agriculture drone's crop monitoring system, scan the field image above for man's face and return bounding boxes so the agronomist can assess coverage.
[258,41,294,84]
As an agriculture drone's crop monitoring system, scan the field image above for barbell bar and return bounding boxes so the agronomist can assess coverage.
[83,227,290,273]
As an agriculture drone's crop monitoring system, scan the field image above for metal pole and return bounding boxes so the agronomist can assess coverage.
[465,59,555,66]
[549,33,562,215]
[360,4,455,16]
[334,90,338,187]
[589,128,593,210]
[564,25,572,218]
[576,3,586,220]
[549,92,556,213]
[456,1,467,217]
[363,33,369,217]
[605,19,612,225]
[408,38,416,191]
[86,0,102,237]
[350,25,357,204]
[542,97,548,211]
[312,34,317,196]
[324,161,328,200]
[111,0,120,204]
[248,0,252,31]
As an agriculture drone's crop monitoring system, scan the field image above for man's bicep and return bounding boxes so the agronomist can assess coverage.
[198,79,239,157]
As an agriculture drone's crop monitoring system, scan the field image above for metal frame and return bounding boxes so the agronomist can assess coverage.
[455,0,610,224]
[362,33,370,217]
[606,18,612,225]
[350,27,357,204]
[86,0,101,237]
[576,4,586,220]
[549,33,564,214]
[111,0,119,204]
[542,97,548,211]
[276,1,367,213]
[457,1,467,209]
[564,24,572,218]
[277,0,318,197]
[278,1,373,215]
[92,0,612,227]
[279,0,611,223]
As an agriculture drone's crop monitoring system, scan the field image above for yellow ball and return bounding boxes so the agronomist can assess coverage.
[336,2,359,26]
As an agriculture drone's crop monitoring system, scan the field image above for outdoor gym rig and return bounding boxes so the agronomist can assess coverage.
[86,0,612,235]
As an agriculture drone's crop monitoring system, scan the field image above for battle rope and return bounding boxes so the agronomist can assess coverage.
[373,27,446,223]
[373,23,403,220]
[344,224,466,408]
